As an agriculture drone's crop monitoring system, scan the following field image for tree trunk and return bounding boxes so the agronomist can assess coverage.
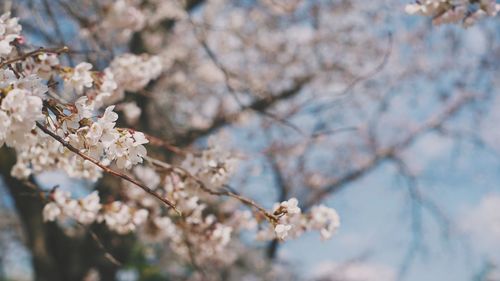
[0,148,131,281]
[1,147,64,281]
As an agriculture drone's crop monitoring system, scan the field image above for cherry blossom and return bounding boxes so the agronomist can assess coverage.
[120,101,142,125]
[63,62,94,94]
[406,0,500,26]
[0,88,43,149]
[109,54,162,92]
[0,12,21,57]
[0,8,350,280]
[275,224,292,240]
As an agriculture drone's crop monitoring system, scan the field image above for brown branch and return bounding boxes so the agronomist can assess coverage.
[304,92,474,208]
[189,16,244,107]
[338,32,393,97]
[175,75,313,146]
[0,46,69,68]
[146,157,278,223]
[266,152,290,259]
[140,132,188,155]
[42,0,66,47]
[86,227,122,267]
[35,122,181,215]
[216,185,278,223]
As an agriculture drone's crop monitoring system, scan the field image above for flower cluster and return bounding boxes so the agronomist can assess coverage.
[119,101,142,125]
[0,13,133,179]
[405,0,500,26]
[273,198,302,239]
[11,96,149,180]
[95,0,146,43]
[85,0,187,42]
[181,137,238,189]
[86,53,162,108]
[309,205,341,240]
[65,97,149,170]
[87,69,119,107]
[63,62,94,94]
[22,52,60,79]
[110,162,260,266]
[1,56,150,180]
[0,10,345,274]
[99,201,149,234]
[256,198,340,241]
[11,133,70,179]
[43,189,150,234]
[109,54,163,92]
[0,69,45,149]
[47,53,161,112]
[43,190,102,224]
[146,0,187,25]
[0,12,21,57]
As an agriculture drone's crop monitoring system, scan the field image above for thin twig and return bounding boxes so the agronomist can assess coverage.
[145,156,278,223]
[188,17,244,108]
[0,46,69,68]
[20,178,122,267]
[35,122,181,215]
[140,132,188,155]
[86,226,122,266]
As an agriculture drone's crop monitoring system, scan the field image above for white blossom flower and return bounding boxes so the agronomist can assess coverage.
[0,13,22,58]
[0,88,43,148]
[96,106,120,148]
[110,54,162,92]
[132,209,149,225]
[181,153,202,175]
[0,69,16,88]
[275,224,292,240]
[134,165,160,189]
[43,202,61,222]
[33,53,60,79]
[0,110,11,147]
[99,202,149,234]
[86,122,104,146]
[10,162,31,179]
[64,62,93,94]
[405,0,500,26]
[211,224,233,248]
[14,74,48,98]
[279,198,301,215]
[94,69,122,107]
[76,191,102,224]
[309,205,340,240]
[52,189,70,204]
[144,216,177,241]
[120,102,141,125]
[74,96,96,120]
[109,131,148,169]
[100,0,146,42]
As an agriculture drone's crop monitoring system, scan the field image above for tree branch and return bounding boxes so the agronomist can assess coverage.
[35,122,181,215]
[175,75,313,146]
[304,92,474,208]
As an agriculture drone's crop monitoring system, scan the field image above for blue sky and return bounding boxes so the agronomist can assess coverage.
[278,117,500,281]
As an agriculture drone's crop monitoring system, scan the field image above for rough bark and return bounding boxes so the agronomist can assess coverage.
[0,148,132,280]
[1,148,65,281]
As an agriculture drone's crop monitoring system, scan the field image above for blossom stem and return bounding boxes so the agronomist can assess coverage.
[145,156,277,222]
[0,46,69,68]
[35,121,182,215]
